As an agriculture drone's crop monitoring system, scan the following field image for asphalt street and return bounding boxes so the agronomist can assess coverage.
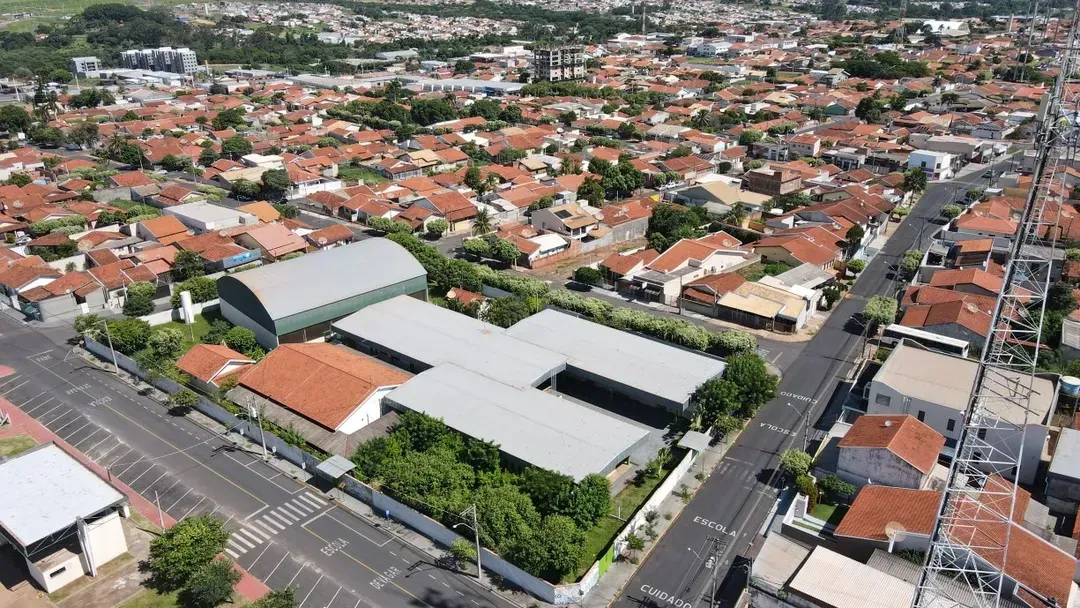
[0,315,519,608]
[608,157,1017,608]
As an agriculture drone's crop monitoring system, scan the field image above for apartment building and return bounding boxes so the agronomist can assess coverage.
[532,45,586,82]
[120,47,198,74]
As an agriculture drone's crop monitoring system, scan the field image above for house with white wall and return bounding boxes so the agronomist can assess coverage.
[865,340,1057,484]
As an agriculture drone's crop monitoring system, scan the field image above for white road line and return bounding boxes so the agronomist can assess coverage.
[139,470,169,492]
[289,499,315,515]
[401,558,409,564]
[354,599,363,608]
[247,540,274,570]
[441,583,450,589]
[160,478,182,496]
[0,374,22,392]
[60,421,92,440]
[253,519,277,536]
[107,447,132,467]
[46,410,77,428]
[325,513,391,547]
[260,516,285,531]
[301,510,330,527]
[232,531,257,548]
[282,502,309,517]
[73,427,104,448]
[470,600,480,605]
[181,496,206,520]
[299,574,324,608]
[117,458,145,477]
[244,504,269,521]
[96,441,123,461]
[0,379,29,396]
[273,507,298,523]
[24,396,55,413]
[265,511,291,528]
[237,528,264,544]
[127,464,158,487]
[27,349,53,358]
[225,547,240,559]
[227,538,249,553]
[166,488,194,512]
[245,525,269,541]
[287,564,306,587]
[325,586,342,608]
[303,492,327,506]
[388,550,396,557]
[298,493,325,509]
[35,403,63,420]
[428,574,436,580]
[18,390,49,407]
[265,552,290,580]
[456,591,464,597]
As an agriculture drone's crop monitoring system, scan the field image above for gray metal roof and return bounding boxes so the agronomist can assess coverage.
[221,240,426,323]
[505,309,727,407]
[0,444,125,547]
[1050,427,1080,481]
[332,295,567,388]
[316,455,357,479]
[384,363,649,480]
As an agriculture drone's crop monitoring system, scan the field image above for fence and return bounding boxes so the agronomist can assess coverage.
[139,300,220,327]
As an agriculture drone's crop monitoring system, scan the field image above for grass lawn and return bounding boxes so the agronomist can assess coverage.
[0,434,37,457]
[810,503,848,527]
[568,463,675,582]
[158,310,220,354]
[737,260,793,282]
[117,590,178,608]
[337,165,388,184]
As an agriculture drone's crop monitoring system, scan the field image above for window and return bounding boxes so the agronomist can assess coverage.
[917,410,925,422]
[49,567,67,578]
[978,428,987,440]
[947,419,956,432]
[874,394,891,407]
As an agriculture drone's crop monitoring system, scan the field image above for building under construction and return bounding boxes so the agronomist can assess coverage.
[532,44,585,82]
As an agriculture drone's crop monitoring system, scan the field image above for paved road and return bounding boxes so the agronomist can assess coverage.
[0,316,519,608]
[608,157,1016,608]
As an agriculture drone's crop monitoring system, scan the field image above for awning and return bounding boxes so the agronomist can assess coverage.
[315,455,354,480]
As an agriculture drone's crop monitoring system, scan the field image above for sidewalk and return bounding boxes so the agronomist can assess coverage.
[0,369,269,602]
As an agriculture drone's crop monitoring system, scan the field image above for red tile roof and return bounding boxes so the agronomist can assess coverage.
[177,344,253,385]
[833,486,940,541]
[839,414,944,475]
[238,343,411,431]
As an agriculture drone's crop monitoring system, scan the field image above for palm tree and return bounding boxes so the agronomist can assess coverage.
[472,208,493,236]
[691,109,710,129]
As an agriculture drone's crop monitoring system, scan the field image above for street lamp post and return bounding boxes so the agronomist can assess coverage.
[784,401,810,452]
[248,402,267,459]
[453,505,482,584]
[88,317,120,374]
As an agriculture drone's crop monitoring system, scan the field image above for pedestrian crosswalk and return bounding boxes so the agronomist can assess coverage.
[225,492,328,559]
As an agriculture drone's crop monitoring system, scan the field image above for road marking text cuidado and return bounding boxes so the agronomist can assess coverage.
[641,585,692,608]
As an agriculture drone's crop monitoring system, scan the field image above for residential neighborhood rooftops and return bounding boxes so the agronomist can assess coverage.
[833,486,940,542]
[383,362,649,481]
[838,414,944,475]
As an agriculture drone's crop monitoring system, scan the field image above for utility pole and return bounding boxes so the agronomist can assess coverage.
[454,505,483,584]
[96,318,120,375]
[704,535,725,608]
[154,491,164,529]
[249,402,267,459]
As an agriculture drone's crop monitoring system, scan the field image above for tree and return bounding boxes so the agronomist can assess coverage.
[624,533,645,560]
[499,104,523,124]
[795,474,819,509]
[778,449,812,479]
[844,224,865,258]
[481,295,541,328]
[70,87,115,109]
[146,515,230,592]
[847,259,866,274]
[66,121,99,148]
[464,166,483,192]
[577,176,605,207]
[174,250,207,281]
[855,96,882,123]
[472,208,493,236]
[168,388,199,415]
[738,129,763,146]
[123,281,156,317]
[900,249,922,275]
[489,238,520,265]
[862,295,898,328]
[198,147,219,166]
[722,353,778,418]
[509,515,585,583]
[573,266,604,286]
[177,557,241,608]
[902,167,928,193]
[425,218,449,239]
[260,168,292,200]
[692,377,741,430]
[231,178,261,199]
[572,474,611,529]
[447,538,477,572]
[212,108,246,131]
[940,203,962,220]
[149,327,184,359]
[5,172,30,187]
[162,154,192,172]
[221,136,253,159]
[473,483,540,552]
[713,330,756,355]
[208,83,229,96]
[410,99,458,126]
[454,59,477,74]
[0,104,30,134]
[250,587,298,608]
[223,326,257,354]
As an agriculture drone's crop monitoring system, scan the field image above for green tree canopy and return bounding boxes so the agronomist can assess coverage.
[146,515,230,592]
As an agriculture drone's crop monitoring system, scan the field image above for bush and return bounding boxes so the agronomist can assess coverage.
[171,277,218,308]
[847,259,866,274]
[168,388,199,415]
[940,204,962,220]
[573,266,604,286]
[367,216,413,235]
[817,474,856,501]
[795,474,818,510]
[426,218,449,239]
[462,238,490,259]
[223,326,257,354]
[149,327,184,359]
[779,449,812,479]
[862,295,898,328]
[107,318,152,355]
[711,330,756,355]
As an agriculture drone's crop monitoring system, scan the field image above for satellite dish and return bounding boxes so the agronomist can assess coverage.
[884,522,907,543]
[317,236,327,245]
[77,240,92,252]
[12,200,22,208]
[218,230,228,237]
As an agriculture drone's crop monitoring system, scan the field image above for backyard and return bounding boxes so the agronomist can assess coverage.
[809,502,848,527]
[570,454,680,581]
[737,260,793,282]
[337,165,388,184]
[157,311,221,354]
